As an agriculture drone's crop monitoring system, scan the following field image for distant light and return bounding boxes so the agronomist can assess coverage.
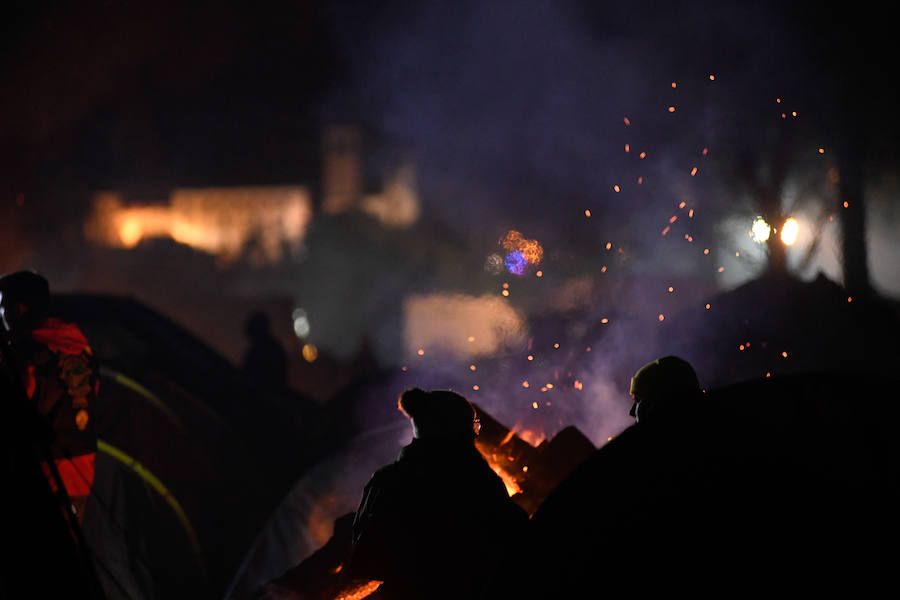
[709,74,716,81]
[119,217,144,248]
[527,355,534,361]
[522,381,530,388]
[472,385,480,391]
[671,82,677,88]
[690,167,698,176]
[751,217,771,242]
[553,342,560,349]
[536,270,543,277]
[658,314,665,322]
[469,364,477,371]
[467,335,476,342]
[417,348,425,356]
[668,286,674,293]
[705,303,711,310]
[292,308,310,338]
[301,344,318,363]
[584,209,591,218]
[668,106,676,113]
[843,201,850,208]
[613,184,621,193]
[600,317,609,324]
[782,351,788,358]
[818,148,825,154]
[781,217,799,246]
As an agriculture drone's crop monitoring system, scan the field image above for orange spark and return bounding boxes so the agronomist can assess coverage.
[536,270,543,277]
[662,226,670,236]
[705,303,710,310]
[600,265,607,273]
[574,380,583,391]
[690,167,698,176]
[624,117,631,126]
[522,381,530,388]
[472,385,480,391]
[613,184,621,193]
[669,215,678,223]
[637,176,643,184]
[585,209,591,218]
[469,364,477,371]
[625,143,630,152]
[639,151,647,159]
[658,314,665,322]
[600,317,609,324]
[668,106,676,113]
[689,208,694,218]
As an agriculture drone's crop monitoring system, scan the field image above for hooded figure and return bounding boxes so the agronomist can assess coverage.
[349,387,527,600]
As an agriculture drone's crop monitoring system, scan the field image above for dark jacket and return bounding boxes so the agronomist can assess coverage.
[350,436,527,600]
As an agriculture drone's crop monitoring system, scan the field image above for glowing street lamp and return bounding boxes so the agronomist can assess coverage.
[780,217,799,246]
[750,217,771,243]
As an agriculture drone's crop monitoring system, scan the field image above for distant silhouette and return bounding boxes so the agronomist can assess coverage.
[242,311,287,393]
[349,387,527,600]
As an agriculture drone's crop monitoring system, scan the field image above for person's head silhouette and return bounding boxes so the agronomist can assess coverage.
[398,387,480,441]
[629,355,701,424]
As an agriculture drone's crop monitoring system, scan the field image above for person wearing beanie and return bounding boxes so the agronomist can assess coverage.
[349,387,527,599]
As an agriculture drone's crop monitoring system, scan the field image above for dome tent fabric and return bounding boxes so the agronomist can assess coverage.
[44,294,331,598]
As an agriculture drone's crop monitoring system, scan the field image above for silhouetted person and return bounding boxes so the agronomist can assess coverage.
[506,355,720,598]
[349,387,527,600]
[242,311,287,393]
[627,354,703,425]
[0,270,99,523]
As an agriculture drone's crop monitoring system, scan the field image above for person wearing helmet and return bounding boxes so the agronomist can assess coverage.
[0,270,99,522]
[349,387,527,600]
[628,355,702,424]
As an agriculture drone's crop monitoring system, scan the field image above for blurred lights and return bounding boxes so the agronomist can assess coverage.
[292,308,310,338]
[302,344,318,363]
[780,218,799,246]
[751,217,771,242]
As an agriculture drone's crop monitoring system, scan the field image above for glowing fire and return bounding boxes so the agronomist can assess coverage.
[334,580,383,600]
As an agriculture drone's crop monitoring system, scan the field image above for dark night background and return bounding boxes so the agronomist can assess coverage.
[3,1,900,598]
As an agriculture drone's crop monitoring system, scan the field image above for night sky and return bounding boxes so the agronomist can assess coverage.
[3,0,899,366]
